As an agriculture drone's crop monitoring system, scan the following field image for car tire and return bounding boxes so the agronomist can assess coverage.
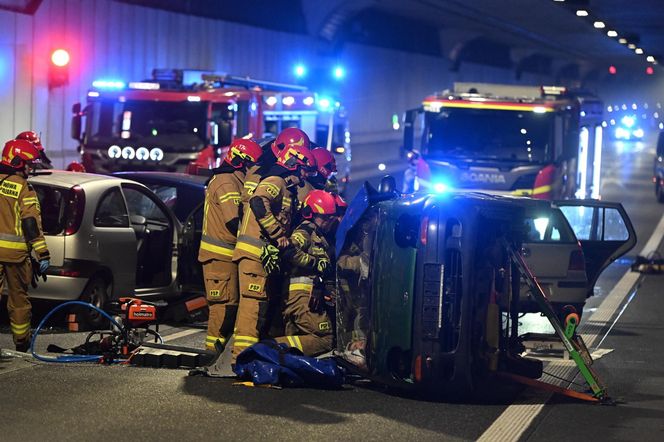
[78,276,110,329]
[656,180,664,203]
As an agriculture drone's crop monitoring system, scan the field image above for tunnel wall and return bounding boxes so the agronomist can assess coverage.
[1,0,554,168]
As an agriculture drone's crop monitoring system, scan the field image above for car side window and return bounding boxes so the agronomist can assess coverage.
[95,188,130,227]
[559,206,628,241]
[122,186,170,223]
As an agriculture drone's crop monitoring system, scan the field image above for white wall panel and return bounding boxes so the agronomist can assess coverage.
[0,0,561,169]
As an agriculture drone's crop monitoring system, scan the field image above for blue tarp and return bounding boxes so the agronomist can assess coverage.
[233,341,343,389]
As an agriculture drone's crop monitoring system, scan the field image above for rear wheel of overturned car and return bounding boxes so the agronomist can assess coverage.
[656,180,664,203]
[77,276,110,329]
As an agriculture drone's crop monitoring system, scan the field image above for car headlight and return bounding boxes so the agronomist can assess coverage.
[108,145,121,159]
[121,146,135,160]
[150,148,164,161]
[136,147,150,160]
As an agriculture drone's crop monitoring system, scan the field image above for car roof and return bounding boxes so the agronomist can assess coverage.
[28,170,135,188]
[112,171,207,187]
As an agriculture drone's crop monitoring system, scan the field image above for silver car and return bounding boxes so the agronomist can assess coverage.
[28,171,203,326]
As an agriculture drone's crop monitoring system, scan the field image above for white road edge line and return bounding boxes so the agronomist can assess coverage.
[477,213,664,442]
[162,328,202,342]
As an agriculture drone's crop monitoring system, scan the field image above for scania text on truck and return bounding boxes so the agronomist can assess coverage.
[402,82,604,200]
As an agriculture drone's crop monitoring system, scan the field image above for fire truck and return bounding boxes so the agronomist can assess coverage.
[70,69,351,183]
[402,82,604,199]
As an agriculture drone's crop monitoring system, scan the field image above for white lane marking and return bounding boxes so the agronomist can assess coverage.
[162,328,203,342]
[478,214,664,442]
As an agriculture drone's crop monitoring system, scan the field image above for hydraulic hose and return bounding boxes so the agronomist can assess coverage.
[30,300,126,363]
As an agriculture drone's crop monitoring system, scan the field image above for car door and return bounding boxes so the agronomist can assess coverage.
[555,200,637,291]
[178,201,204,294]
[91,186,136,299]
[121,183,178,292]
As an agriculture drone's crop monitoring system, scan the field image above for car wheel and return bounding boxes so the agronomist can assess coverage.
[657,180,664,203]
[78,276,110,329]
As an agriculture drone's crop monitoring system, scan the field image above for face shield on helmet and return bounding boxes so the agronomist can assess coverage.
[224,138,263,169]
[2,139,41,170]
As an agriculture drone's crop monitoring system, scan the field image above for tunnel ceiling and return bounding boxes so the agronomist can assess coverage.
[114,0,663,71]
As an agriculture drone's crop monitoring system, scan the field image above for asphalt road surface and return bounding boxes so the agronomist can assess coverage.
[1,133,663,441]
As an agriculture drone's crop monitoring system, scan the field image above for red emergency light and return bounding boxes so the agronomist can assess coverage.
[646,66,654,75]
[49,48,70,89]
[51,49,70,67]
[608,65,617,75]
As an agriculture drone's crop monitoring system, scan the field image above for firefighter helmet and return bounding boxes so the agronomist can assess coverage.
[66,161,86,172]
[2,139,41,170]
[311,148,337,179]
[303,189,337,219]
[274,128,313,171]
[15,131,42,150]
[224,138,263,169]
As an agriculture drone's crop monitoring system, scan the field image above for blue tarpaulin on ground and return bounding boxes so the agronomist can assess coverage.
[233,341,343,389]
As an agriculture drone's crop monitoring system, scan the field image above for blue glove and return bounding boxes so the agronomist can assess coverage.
[39,259,50,274]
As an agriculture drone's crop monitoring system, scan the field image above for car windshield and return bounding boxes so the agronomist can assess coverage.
[423,108,554,163]
[32,184,72,235]
[86,99,207,148]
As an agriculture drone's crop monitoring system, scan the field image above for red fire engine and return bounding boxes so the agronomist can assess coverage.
[402,82,604,199]
[71,69,351,182]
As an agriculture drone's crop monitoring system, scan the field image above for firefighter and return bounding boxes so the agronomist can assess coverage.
[231,127,314,361]
[274,190,338,356]
[199,138,263,352]
[309,147,338,192]
[15,131,52,169]
[0,139,50,352]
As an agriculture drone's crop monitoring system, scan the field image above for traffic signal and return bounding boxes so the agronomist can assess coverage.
[48,48,70,88]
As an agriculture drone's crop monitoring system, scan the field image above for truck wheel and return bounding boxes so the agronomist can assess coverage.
[77,276,110,329]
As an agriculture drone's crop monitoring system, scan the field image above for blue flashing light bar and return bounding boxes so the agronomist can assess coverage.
[333,66,345,80]
[317,97,331,111]
[92,79,125,89]
[294,64,306,78]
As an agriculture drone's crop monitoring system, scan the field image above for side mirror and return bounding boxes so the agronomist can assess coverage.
[71,102,82,141]
[219,121,232,147]
[403,108,421,152]
[130,214,147,226]
[208,121,219,146]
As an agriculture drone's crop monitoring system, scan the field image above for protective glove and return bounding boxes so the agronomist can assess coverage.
[260,245,280,275]
[39,259,50,274]
[315,257,330,274]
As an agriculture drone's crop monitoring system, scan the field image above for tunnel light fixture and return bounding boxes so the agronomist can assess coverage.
[593,21,606,29]
[647,55,656,63]
[618,38,628,44]
[607,30,618,38]
[628,43,636,49]
[635,48,644,54]
[576,10,589,17]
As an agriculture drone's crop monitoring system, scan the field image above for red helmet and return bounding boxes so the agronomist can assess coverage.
[274,128,313,171]
[66,161,86,172]
[334,194,347,216]
[303,189,337,218]
[15,131,43,151]
[2,139,41,170]
[311,148,337,179]
[224,138,263,169]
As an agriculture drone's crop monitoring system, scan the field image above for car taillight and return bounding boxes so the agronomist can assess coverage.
[568,248,586,271]
[420,216,429,246]
[64,185,85,236]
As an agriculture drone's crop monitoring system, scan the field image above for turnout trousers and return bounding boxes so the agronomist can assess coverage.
[274,276,333,357]
[231,258,269,361]
[203,259,239,351]
[0,259,32,345]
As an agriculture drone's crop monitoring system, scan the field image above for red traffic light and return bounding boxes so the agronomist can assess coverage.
[646,66,654,75]
[51,49,70,67]
[608,65,617,75]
